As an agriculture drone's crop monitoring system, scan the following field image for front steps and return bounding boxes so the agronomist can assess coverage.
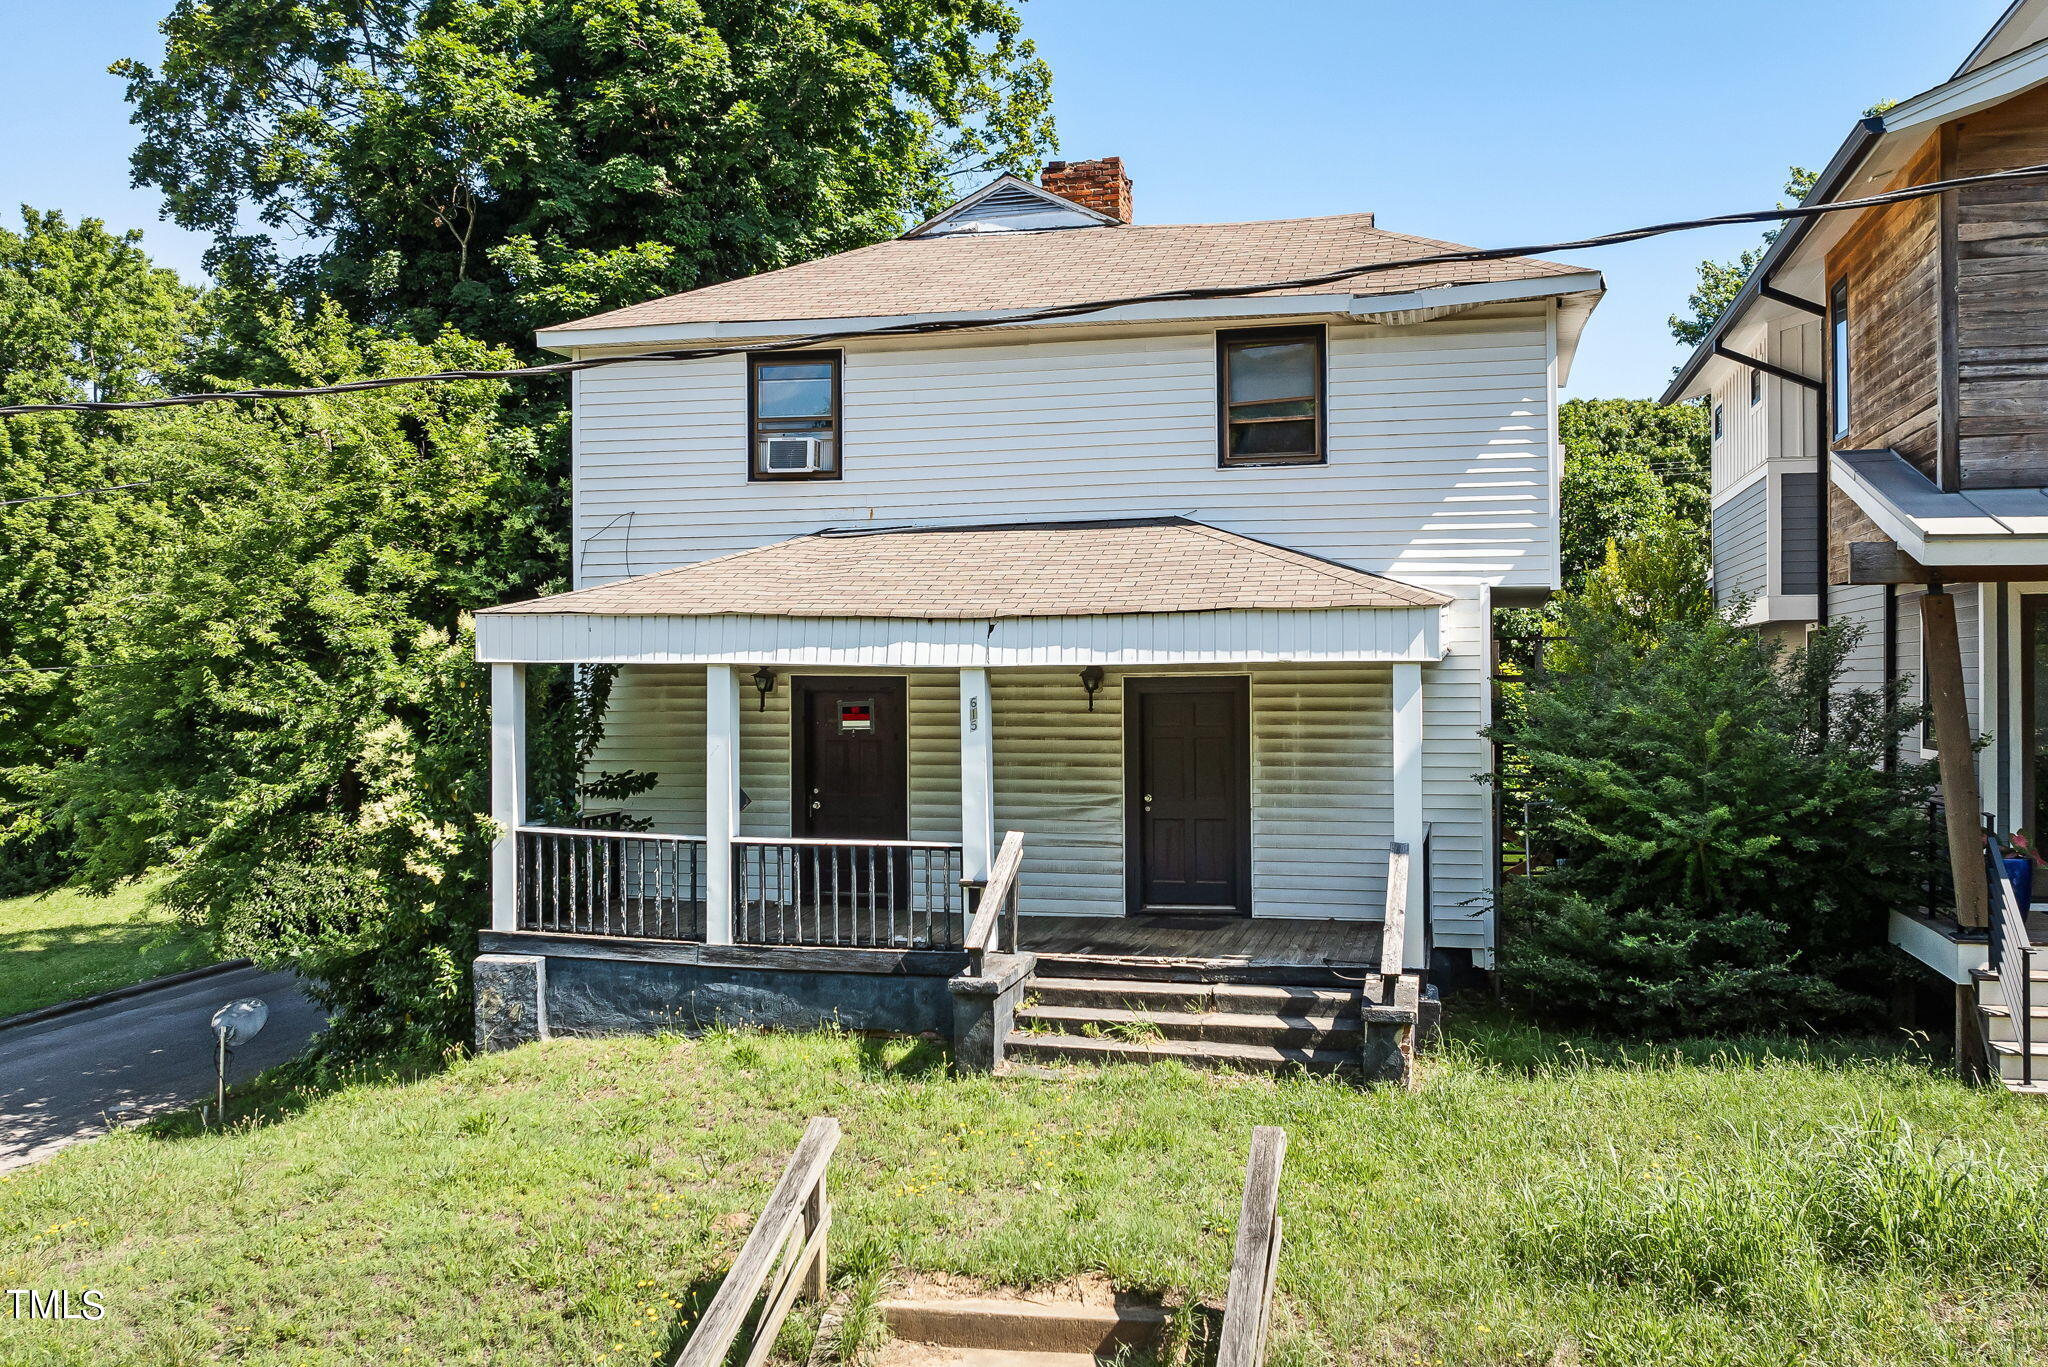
[1005,976,1391,1077]
[1974,951,2048,1094]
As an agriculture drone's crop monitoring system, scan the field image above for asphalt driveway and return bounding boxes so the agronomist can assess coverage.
[0,965,325,1171]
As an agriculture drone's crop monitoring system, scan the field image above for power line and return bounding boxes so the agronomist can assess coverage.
[0,477,189,507]
[3,160,2046,423]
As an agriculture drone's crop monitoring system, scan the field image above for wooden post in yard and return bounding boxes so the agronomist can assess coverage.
[1921,586,1988,930]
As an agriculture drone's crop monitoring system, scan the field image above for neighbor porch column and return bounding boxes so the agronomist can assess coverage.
[704,664,742,945]
[959,667,995,884]
[489,663,529,933]
[1922,586,1990,929]
[1391,661,1427,971]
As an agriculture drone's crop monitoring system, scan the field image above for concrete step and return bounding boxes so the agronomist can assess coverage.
[1026,975,1356,1015]
[879,1296,1168,1356]
[1016,1002,1360,1050]
[1005,1028,1358,1076]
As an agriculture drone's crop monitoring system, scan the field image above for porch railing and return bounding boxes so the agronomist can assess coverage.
[731,837,967,949]
[516,825,707,939]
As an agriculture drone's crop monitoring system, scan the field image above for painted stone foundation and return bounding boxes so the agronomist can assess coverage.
[542,953,956,1040]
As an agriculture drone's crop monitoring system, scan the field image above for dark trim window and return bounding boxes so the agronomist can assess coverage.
[1830,278,1851,441]
[1750,368,1763,405]
[749,351,841,480]
[1217,326,1325,466]
[1713,403,1725,441]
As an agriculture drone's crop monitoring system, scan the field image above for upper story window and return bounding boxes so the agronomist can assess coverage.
[1750,369,1763,405]
[1218,326,1325,466]
[1830,279,1851,441]
[1713,403,1725,441]
[750,351,841,480]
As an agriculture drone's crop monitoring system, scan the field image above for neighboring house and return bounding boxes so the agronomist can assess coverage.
[472,158,1604,1077]
[1669,1,2048,1091]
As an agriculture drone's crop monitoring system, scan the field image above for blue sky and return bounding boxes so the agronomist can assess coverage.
[0,0,2013,398]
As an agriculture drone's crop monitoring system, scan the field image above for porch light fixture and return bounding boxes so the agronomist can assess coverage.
[751,666,776,711]
[1079,665,1105,711]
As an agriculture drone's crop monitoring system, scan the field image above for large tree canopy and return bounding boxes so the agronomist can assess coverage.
[1557,397,1709,590]
[116,0,1058,347]
[0,209,200,891]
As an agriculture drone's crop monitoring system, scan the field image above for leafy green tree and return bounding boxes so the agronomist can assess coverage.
[42,301,579,1057]
[0,209,199,892]
[1558,398,1710,590]
[1670,167,1820,348]
[1490,518,1938,1035]
[116,0,1058,347]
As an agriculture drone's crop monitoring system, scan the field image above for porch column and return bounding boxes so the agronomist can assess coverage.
[959,667,995,884]
[489,663,528,933]
[1391,662,1427,971]
[1922,586,1990,929]
[704,664,742,945]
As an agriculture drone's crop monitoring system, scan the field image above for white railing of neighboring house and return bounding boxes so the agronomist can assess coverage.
[1988,834,2037,1088]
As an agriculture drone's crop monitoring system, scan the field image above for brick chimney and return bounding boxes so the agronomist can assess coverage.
[1041,157,1132,223]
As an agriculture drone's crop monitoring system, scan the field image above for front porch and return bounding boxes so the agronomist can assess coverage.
[472,518,1472,1076]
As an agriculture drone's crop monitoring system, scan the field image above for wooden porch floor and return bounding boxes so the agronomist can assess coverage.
[1020,914,1386,980]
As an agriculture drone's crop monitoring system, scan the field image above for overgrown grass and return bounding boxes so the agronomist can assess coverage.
[0,1014,2043,1365]
[0,878,211,1018]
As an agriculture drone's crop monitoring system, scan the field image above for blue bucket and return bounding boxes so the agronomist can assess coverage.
[2001,856,2033,912]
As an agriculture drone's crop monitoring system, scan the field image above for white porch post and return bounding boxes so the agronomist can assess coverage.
[959,667,995,884]
[489,663,529,933]
[704,664,742,945]
[1391,661,1427,972]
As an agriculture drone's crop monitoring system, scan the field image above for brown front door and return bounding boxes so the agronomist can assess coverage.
[1128,677,1250,914]
[795,677,908,841]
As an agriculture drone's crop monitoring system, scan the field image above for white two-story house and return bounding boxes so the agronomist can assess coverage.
[471,159,1604,1077]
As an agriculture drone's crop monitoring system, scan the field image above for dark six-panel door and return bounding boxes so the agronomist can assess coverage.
[1126,676,1250,914]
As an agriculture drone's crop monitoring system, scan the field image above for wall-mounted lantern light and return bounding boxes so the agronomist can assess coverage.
[752,666,777,712]
[1079,665,1105,712]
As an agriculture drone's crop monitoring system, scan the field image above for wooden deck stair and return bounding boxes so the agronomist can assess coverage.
[1974,949,2047,1095]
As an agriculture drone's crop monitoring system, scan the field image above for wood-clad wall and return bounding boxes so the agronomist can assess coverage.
[1826,140,1944,480]
[1952,82,2048,488]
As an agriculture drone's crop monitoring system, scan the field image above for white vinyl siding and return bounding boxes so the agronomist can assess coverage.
[569,308,1557,594]
[585,659,1489,933]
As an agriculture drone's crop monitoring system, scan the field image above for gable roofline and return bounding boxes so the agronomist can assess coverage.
[1658,116,1882,406]
[901,173,1123,238]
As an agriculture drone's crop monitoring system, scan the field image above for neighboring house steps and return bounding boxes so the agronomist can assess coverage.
[1976,949,2048,1095]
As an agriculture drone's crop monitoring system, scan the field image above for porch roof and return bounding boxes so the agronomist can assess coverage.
[480,518,1450,620]
[474,519,1448,667]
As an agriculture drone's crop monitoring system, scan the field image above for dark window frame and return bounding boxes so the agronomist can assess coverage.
[1750,368,1763,405]
[1215,325,1327,468]
[748,349,844,482]
[1829,277,1852,442]
[1713,403,1725,441]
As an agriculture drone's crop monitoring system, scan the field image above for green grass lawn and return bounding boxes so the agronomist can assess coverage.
[0,879,214,1019]
[1,1019,2045,1366]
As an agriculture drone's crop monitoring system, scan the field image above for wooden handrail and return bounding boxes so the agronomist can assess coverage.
[673,1117,839,1367]
[1217,1126,1287,1367]
[963,830,1025,974]
[1378,843,1409,977]
[516,824,707,842]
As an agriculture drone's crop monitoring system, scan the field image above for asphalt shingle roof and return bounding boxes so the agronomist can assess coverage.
[544,215,1588,334]
[480,518,1450,620]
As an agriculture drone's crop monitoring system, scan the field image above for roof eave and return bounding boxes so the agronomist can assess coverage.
[1659,117,1885,406]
